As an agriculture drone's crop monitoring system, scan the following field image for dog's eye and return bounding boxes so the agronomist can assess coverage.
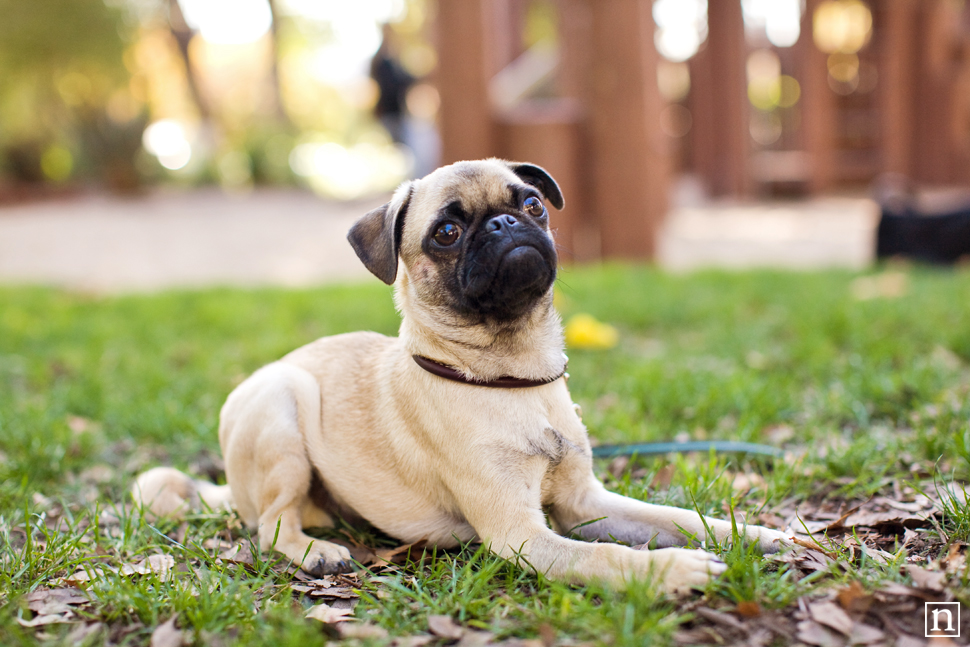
[433,223,462,246]
[523,196,544,217]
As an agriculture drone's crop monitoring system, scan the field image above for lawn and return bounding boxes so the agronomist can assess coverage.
[1,265,968,646]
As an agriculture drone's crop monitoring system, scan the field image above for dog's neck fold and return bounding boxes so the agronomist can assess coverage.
[396,281,566,383]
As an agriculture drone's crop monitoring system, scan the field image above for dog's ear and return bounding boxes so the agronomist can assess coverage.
[347,182,412,285]
[505,162,564,210]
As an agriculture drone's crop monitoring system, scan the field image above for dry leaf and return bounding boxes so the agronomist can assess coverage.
[836,582,871,613]
[391,638,436,647]
[65,621,103,644]
[428,615,464,640]
[457,630,495,647]
[731,473,766,494]
[337,623,389,640]
[651,463,676,489]
[305,603,353,624]
[905,565,946,591]
[26,588,88,616]
[373,542,425,566]
[876,582,939,600]
[847,623,884,645]
[795,620,844,647]
[942,543,967,576]
[79,464,115,484]
[694,607,746,631]
[17,613,76,628]
[218,543,256,566]
[150,617,184,647]
[808,601,854,635]
[67,415,99,434]
[538,623,555,647]
[63,566,113,585]
[121,554,175,580]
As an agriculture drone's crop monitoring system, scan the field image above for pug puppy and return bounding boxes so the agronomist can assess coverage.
[133,159,790,594]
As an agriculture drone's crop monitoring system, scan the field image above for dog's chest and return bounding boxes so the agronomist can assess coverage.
[523,426,581,467]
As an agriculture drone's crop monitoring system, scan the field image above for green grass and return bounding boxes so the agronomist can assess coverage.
[1,265,969,645]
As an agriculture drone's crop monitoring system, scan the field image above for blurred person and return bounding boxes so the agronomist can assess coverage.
[370,25,441,178]
[370,24,415,146]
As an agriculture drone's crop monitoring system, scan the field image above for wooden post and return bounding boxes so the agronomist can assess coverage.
[436,0,495,163]
[910,0,961,184]
[799,0,838,192]
[689,0,749,197]
[875,0,917,179]
[582,0,668,258]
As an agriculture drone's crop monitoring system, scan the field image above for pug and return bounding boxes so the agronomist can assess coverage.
[133,159,791,594]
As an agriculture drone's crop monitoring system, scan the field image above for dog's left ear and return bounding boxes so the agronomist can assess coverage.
[347,182,412,285]
[505,162,564,210]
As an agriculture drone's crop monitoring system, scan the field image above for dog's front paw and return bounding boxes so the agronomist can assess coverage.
[745,526,794,554]
[299,541,354,576]
[644,547,727,595]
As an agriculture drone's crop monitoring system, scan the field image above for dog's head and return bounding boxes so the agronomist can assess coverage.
[348,159,563,323]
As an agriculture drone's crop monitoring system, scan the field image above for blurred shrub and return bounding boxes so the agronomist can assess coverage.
[0,0,139,188]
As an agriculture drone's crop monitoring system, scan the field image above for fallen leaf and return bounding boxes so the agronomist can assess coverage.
[808,601,853,636]
[876,582,938,600]
[428,615,464,640]
[121,554,175,580]
[771,546,835,573]
[218,543,256,567]
[538,623,555,647]
[905,565,946,592]
[795,620,844,647]
[67,415,99,434]
[305,603,353,624]
[65,621,103,643]
[26,588,88,616]
[337,623,389,640]
[308,586,358,599]
[32,492,53,510]
[736,600,762,618]
[731,473,766,494]
[457,630,495,647]
[62,566,114,585]
[17,613,76,628]
[745,628,773,647]
[942,542,967,576]
[895,636,928,647]
[836,582,871,613]
[390,637,435,647]
[791,538,838,560]
[847,623,884,645]
[374,542,426,566]
[694,607,746,631]
[150,617,184,647]
[79,464,115,484]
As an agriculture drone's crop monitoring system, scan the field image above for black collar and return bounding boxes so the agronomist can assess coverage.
[412,355,564,388]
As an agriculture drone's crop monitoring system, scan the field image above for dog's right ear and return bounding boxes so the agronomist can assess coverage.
[347,182,413,285]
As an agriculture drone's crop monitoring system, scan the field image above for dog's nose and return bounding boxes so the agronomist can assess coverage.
[485,214,520,233]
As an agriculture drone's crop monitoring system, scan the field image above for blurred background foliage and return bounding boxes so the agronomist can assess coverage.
[0,0,437,199]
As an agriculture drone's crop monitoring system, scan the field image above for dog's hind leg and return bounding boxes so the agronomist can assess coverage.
[219,362,352,575]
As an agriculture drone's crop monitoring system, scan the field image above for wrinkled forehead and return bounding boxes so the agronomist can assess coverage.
[410,162,520,218]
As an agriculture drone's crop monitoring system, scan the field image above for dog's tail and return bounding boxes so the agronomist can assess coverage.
[131,467,233,519]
